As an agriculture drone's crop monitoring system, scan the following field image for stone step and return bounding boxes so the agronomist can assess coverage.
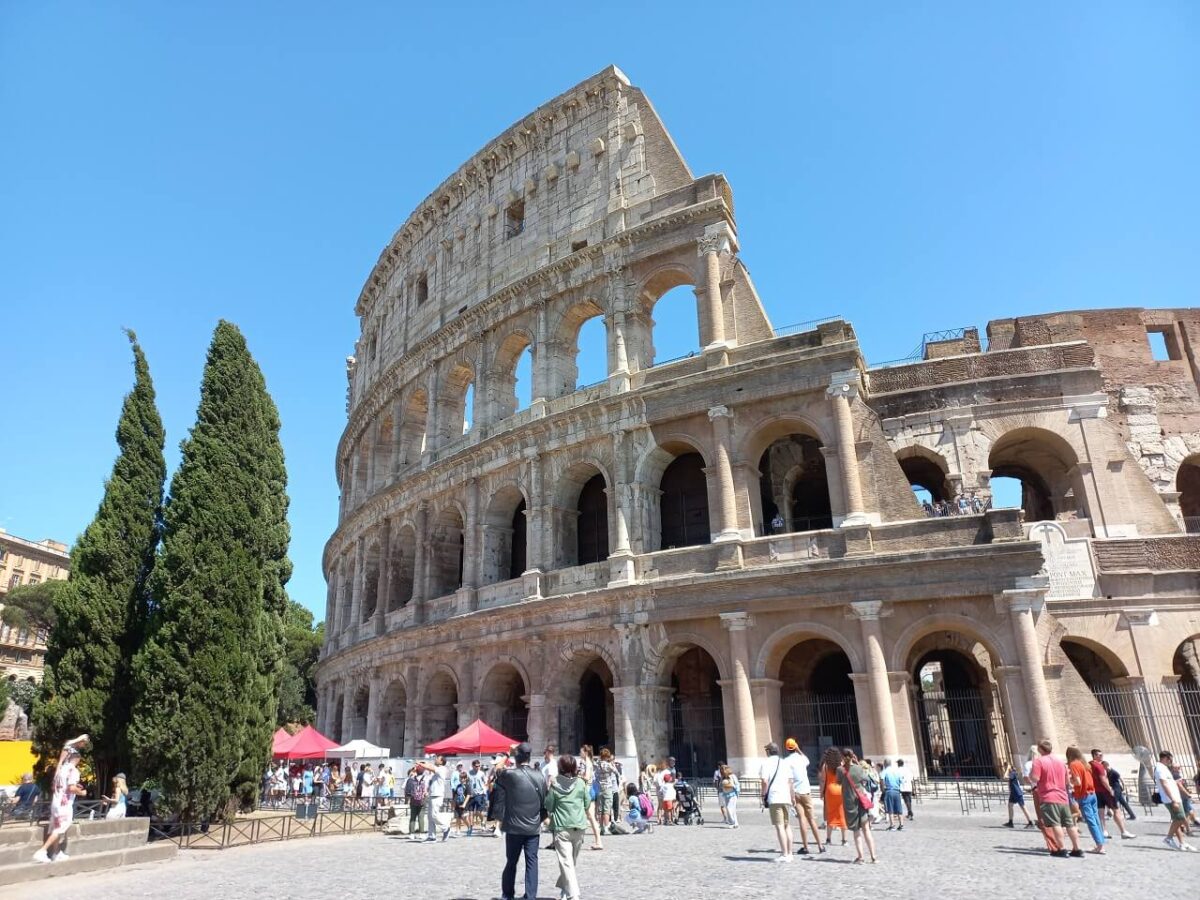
[0,816,149,846]
[0,841,176,887]
[0,828,151,867]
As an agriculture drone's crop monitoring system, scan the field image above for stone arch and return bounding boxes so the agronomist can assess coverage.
[657,638,727,778]
[350,683,370,740]
[546,641,625,697]
[481,484,529,584]
[637,437,712,552]
[1176,455,1200,529]
[360,539,382,622]
[439,359,476,445]
[354,439,371,501]
[479,660,530,742]
[774,635,864,766]
[547,647,619,754]
[889,615,1011,673]
[740,412,835,463]
[637,265,701,369]
[746,417,834,536]
[896,444,953,505]
[649,632,731,687]
[372,412,396,492]
[551,297,607,396]
[330,692,346,743]
[986,426,1084,522]
[1059,636,1130,684]
[755,621,865,678]
[380,677,408,755]
[421,666,459,748]
[399,386,429,466]
[389,523,417,611]
[491,329,536,421]
[429,503,466,598]
[553,460,612,568]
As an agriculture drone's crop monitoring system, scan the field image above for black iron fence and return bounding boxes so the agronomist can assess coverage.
[150,809,381,849]
[912,685,1007,779]
[780,692,862,777]
[1085,683,1200,773]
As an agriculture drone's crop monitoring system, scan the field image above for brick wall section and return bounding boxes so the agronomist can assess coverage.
[1093,535,1200,572]
[867,343,1095,395]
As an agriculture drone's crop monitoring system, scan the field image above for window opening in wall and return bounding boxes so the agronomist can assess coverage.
[911,485,934,508]
[514,346,533,410]
[650,284,701,366]
[988,476,1024,510]
[1147,326,1180,361]
[574,316,607,390]
[576,474,609,566]
[462,384,474,434]
[505,200,525,239]
[571,240,588,253]
[416,274,429,305]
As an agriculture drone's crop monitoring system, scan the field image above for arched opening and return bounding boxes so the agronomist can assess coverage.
[492,332,534,422]
[481,486,527,585]
[1172,636,1200,766]
[422,671,458,748]
[480,663,529,742]
[399,389,429,466]
[381,680,407,755]
[331,693,345,743]
[351,684,370,741]
[372,414,396,492]
[462,385,474,435]
[552,656,616,753]
[778,639,862,775]
[574,315,608,390]
[389,525,416,611]
[897,449,951,506]
[439,362,475,446]
[989,476,1024,510]
[668,646,726,779]
[911,645,1005,778]
[646,281,700,368]
[355,442,371,501]
[988,428,1083,523]
[553,300,606,397]
[576,474,609,566]
[360,542,380,622]
[429,507,465,598]
[758,434,832,534]
[1177,457,1200,532]
[659,452,711,549]
[1060,637,1139,750]
[515,346,533,411]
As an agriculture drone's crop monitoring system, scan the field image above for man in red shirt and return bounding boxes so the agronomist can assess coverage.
[1028,739,1082,858]
[1089,749,1134,839]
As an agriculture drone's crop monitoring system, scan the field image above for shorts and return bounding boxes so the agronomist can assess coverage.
[470,795,487,812]
[793,793,814,815]
[661,800,674,811]
[769,803,790,826]
[596,791,614,816]
[49,812,73,837]
[1095,792,1117,811]
[1168,802,1187,823]
[883,790,904,815]
[1039,802,1074,829]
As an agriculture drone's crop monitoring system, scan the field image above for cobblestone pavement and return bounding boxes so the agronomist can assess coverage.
[13,799,1198,900]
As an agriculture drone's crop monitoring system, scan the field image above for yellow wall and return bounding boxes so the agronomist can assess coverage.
[0,740,37,784]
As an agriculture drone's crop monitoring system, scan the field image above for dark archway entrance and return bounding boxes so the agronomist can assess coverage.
[481,664,529,743]
[912,650,1004,778]
[577,474,609,565]
[510,499,527,579]
[553,656,615,753]
[659,453,711,549]
[778,639,861,776]
[668,646,726,779]
[758,434,832,534]
[1177,459,1200,532]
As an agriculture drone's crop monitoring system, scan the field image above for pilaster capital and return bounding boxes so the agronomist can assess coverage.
[1000,575,1050,613]
[847,599,888,621]
[826,369,862,400]
[1121,608,1159,628]
[719,611,754,631]
[707,404,734,421]
[696,221,737,257]
[1067,393,1109,421]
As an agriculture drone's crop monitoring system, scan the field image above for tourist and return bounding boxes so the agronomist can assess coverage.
[819,747,848,846]
[102,773,128,820]
[12,773,39,817]
[880,758,905,831]
[771,511,785,533]
[1065,746,1106,854]
[497,742,548,900]
[302,764,314,802]
[713,761,729,824]
[1154,751,1196,851]
[468,759,488,835]
[1029,739,1082,858]
[837,748,878,864]
[783,738,822,853]
[545,753,588,900]
[452,772,470,833]
[32,733,89,863]
[624,783,651,833]
[543,744,559,784]
[1102,761,1135,822]
[405,762,427,839]
[896,758,914,820]
[1089,749,1134,839]
[1003,761,1034,828]
[595,748,619,835]
[1171,761,1199,828]
[426,755,450,841]
[578,745,604,851]
[717,763,740,828]
[759,741,795,862]
[659,772,677,825]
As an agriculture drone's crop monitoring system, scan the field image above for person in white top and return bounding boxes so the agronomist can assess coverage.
[426,756,450,842]
[759,741,795,862]
[896,758,914,820]
[33,734,89,863]
[1154,750,1196,851]
[783,738,823,854]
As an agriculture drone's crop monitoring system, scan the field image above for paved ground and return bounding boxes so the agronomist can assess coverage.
[11,798,1198,900]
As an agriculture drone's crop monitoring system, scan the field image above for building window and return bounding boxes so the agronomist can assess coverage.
[416,274,429,305]
[1147,326,1181,361]
[8,573,21,589]
[27,574,39,585]
[505,201,525,239]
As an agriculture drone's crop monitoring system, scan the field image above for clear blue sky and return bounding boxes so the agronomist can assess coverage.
[2,2,1197,620]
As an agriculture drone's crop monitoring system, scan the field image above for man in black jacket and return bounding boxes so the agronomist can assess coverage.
[496,742,546,900]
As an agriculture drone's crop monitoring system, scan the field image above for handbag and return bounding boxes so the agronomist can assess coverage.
[763,759,781,809]
[846,767,874,811]
[1151,789,1162,805]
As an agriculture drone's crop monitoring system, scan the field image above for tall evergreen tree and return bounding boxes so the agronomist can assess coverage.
[131,321,291,819]
[35,331,166,787]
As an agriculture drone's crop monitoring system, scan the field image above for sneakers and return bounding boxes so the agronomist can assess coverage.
[1180,842,1199,853]
[797,847,809,855]
[1003,821,1014,828]
[897,824,903,831]
[1163,836,1180,851]
[31,850,49,864]
[1121,831,1136,839]
[1069,849,1085,858]
[774,854,793,863]
[441,828,450,842]
[1050,849,1069,858]
[52,852,69,863]
[1024,822,1037,829]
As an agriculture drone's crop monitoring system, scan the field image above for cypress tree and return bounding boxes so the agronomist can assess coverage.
[131,321,291,820]
[35,331,166,788]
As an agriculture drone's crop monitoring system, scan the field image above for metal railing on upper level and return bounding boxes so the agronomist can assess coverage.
[771,315,839,338]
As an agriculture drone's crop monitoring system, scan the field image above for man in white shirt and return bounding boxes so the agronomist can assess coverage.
[425,755,450,842]
[33,734,89,863]
[1154,750,1196,851]
[895,758,914,820]
[783,738,823,854]
[759,741,795,862]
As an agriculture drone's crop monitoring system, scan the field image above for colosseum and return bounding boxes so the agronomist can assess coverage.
[316,66,1200,780]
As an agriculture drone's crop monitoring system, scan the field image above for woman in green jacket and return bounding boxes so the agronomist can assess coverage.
[544,753,589,900]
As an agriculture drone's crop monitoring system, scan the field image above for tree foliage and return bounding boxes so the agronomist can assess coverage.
[34,331,165,788]
[131,321,291,820]
[277,601,323,726]
[9,679,37,716]
[0,580,66,633]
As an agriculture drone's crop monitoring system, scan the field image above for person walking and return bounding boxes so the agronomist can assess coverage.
[577,746,604,851]
[1154,750,1197,851]
[1065,746,1106,854]
[1102,761,1136,822]
[713,761,730,825]
[759,741,795,862]
[783,738,822,854]
[595,748,619,836]
[819,747,848,846]
[405,763,427,839]
[102,774,128,820]
[1029,739,1083,858]
[880,758,905,831]
[717,763,740,828]
[32,734,89,863]
[896,758,914,820]
[497,742,548,900]
[545,753,588,900]
[1089,749,1134,839]
[426,755,450,842]
[837,749,878,864]
[1003,761,1035,828]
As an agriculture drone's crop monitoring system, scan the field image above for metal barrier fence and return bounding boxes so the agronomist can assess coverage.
[150,809,381,849]
[0,798,110,828]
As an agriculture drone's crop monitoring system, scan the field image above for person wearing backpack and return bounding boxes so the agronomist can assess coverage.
[405,763,427,840]
[497,742,548,900]
[545,753,589,900]
[718,763,740,828]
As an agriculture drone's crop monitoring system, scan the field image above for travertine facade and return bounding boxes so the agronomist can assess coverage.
[0,529,68,683]
[317,67,1200,778]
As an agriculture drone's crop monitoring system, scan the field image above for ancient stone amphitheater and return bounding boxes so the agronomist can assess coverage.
[317,66,1200,778]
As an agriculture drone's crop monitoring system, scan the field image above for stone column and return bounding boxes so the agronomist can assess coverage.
[464,478,480,589]
[390,396,404,476]
[707,406,742,542]
[348,538,365,630]
[750,678,783,749]
[532,299,550,408]
[610,686,640,759]
[403,665,420,757]
[1003,581,1057,746]
[525,450,546,573]
[609,312,631,393]
[828,370,868,526]
[340,681,355,743]
[849,601,899,758]
[696,222,736,351]
[424,368,441,456]
[374,519,391,626]
[526,693,548,752]
[350,449,362,505]
[412,502,430,622]
[720,612,760,774]
[365,425,377,495]
[473,332,490,430]
[366,675,383,746]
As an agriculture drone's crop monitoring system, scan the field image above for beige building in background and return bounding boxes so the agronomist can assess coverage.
[0,528,69,682]
[317,66,1200,781]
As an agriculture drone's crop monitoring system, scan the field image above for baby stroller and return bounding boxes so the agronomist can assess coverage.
[674,780,704,825]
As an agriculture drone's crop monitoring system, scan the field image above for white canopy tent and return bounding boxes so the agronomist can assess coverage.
[327,739,391,760]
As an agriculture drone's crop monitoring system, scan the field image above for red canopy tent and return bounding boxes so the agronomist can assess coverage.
[424,719,518,756]
[271,727,294,756]
[274,725,339,760]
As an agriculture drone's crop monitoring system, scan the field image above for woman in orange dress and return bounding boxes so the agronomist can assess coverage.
[820,747,848,845]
